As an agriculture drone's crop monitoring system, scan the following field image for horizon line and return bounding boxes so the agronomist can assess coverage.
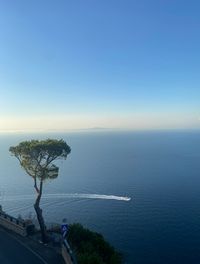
[0,127,200,134]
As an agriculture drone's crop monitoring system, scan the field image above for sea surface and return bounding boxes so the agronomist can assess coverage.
[0,130,200,264]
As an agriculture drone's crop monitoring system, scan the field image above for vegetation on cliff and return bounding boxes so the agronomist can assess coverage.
[68,223,122,264]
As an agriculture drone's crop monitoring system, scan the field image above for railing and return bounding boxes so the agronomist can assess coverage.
[0,210,26,226]
[62,238,77,264]
[0,206,77,264]
[0,207,34,236]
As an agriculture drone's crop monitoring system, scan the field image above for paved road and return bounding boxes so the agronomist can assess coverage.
[0,228,46,264]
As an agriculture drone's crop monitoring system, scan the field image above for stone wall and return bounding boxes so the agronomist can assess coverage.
[0,206,32,236]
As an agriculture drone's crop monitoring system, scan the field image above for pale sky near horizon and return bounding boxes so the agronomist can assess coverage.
[0,1,200,131]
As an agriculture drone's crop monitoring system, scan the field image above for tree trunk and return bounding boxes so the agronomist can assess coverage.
[34,180,48,243]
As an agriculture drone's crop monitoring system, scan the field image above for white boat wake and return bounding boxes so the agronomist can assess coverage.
[1,193,131,202]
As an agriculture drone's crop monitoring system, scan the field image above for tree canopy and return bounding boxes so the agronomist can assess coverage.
[9,139,71,181]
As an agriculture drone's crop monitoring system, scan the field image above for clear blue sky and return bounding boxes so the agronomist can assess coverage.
[0,0,200,131]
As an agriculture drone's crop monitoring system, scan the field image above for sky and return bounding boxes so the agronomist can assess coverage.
[0,0,200,131]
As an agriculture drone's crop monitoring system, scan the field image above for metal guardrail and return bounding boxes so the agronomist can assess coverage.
[62,238,77,264]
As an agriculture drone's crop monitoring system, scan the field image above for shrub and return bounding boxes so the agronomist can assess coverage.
[68,223,122,264]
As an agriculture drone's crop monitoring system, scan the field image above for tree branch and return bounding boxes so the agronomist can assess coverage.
[34,177,39,194]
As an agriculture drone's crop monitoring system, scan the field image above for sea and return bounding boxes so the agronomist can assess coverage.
[0,130,200,264]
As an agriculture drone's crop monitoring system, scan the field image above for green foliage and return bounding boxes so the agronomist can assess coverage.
[68,223,122,264]
[9,139,71,180]
[10,139,71,243]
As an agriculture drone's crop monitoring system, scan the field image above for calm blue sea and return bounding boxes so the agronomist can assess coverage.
[0,130,200,264]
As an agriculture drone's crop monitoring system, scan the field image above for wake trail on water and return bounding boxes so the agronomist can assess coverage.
[1,193,131,202]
